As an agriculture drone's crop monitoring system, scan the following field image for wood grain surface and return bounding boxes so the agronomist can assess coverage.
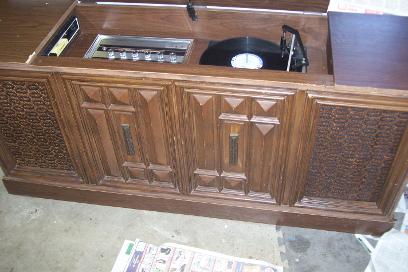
[329,11,408,90]
[72,5,328,74]
[3,177,394,235]
[81,0,330,13]
[1,2,408,235]
[0,0,74,63]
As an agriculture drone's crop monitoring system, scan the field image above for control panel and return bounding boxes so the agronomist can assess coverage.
[84,35,193,64]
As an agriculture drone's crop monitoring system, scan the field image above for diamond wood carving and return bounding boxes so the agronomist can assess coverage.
[254,123,275,136]
[256,99,277,113]
[0,79,74,171]
[1,71,406,235]
[304,104,408,202]
[224,97,245,111]
[181,85,294,202]
[2,1,408,235]
[71,81,176,189]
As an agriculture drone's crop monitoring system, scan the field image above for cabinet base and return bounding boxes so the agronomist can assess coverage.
[2,177,394,235]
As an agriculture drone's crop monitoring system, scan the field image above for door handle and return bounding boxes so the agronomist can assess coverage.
[121,124,136,156]
[229,133,239,165]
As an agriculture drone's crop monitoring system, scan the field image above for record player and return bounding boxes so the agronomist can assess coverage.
[31,0,330,77]
[12,0,408,236]
[41,10,311,74]
[199,25,309,72]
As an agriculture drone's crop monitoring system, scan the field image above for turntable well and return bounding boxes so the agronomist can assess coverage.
[199,36,288,71]
[198,27,308,72]
[32,3,330,76]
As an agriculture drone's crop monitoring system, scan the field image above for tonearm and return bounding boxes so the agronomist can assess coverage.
[280,25,309,73]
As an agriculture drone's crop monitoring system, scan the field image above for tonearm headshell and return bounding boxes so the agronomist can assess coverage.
[280,24,309,73]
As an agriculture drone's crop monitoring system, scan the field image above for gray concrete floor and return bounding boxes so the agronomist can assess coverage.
[0,171,369,272]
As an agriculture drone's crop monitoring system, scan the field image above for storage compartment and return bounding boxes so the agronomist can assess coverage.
[32,2,331,76]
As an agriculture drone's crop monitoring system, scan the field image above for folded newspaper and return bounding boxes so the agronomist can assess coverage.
[328,0,408,17]
[402,187,408,235]
[112,240,283,272]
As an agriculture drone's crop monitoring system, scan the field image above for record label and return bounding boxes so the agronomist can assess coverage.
[231,53,263,69]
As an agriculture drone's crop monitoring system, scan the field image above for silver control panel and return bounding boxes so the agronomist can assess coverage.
[84,35,193,64]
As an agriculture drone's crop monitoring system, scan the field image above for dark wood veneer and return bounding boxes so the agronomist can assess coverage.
[0,0,74,63]
[82,0,330,13]
[49,4,329,75]
[1,67,406,233]
[0,1,408,235]
[329,12,408,90]
[3,177,393,235]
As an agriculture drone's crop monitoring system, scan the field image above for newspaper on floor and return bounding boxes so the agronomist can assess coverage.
[357,184,408,256]
[111,240,136,272]
[401,186,408,235]
[112,239,283,272]
[364,229,408,272]
[328,0,408,17]
[360,185,408,271]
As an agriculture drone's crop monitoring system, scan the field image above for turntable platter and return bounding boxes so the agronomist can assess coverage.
[199,36,288,71]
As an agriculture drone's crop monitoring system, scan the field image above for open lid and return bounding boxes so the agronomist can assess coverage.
[81,0,329,13]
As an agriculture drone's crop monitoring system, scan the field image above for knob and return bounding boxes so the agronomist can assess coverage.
[120,51,127,60]
[132,51,140,61]
[169,52,177,63]
[157,51,164,62]
[144,50,152,61]
[108,50,115,60]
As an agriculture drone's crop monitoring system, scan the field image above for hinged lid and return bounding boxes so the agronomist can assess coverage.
[80,0,329,13]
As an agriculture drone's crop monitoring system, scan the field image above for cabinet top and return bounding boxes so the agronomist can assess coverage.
[0,0,74,63]
[80,0,330,13]
[2,1,408,91]
[329,11,408,90]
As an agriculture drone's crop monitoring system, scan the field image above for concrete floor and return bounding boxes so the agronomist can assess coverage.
[0,170,369,272]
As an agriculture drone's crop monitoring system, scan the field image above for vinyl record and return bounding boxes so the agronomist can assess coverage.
[199,36,288,71]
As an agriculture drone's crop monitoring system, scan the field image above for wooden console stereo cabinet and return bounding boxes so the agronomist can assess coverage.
[1,0,408,235]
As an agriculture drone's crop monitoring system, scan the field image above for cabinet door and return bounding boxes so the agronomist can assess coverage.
[65,77,176,190]
[295,92,408,215]
[178,83,295,203]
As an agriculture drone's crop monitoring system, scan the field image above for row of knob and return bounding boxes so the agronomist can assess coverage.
[107,49,178,63]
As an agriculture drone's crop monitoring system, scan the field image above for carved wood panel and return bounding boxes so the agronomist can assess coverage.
[303,99,408,203]
[180,85,294,203]
[69,80,175,189]
[249,97,286,200]
[0,78,74,171]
